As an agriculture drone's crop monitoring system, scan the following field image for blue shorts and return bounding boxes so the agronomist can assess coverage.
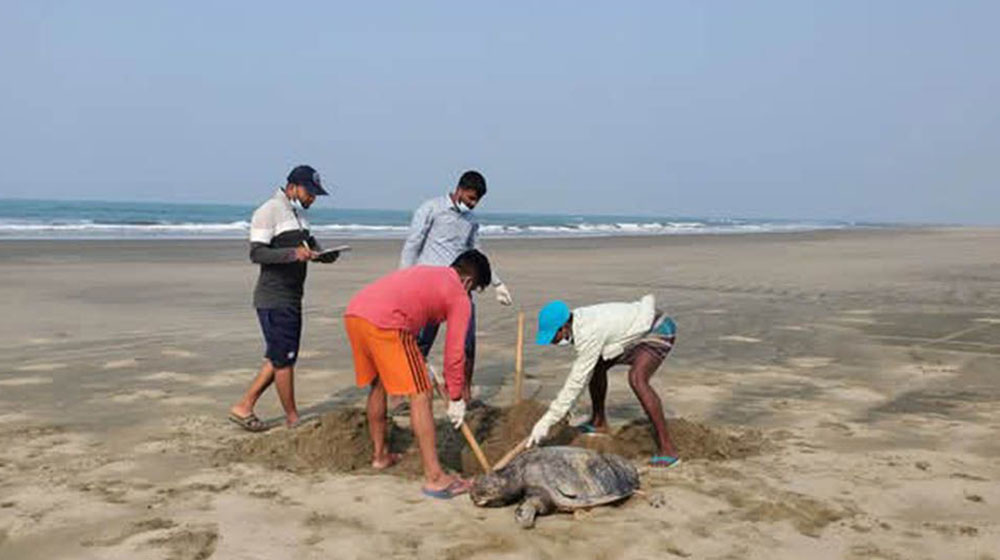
[416,302,476,360]
[257,307,302,368]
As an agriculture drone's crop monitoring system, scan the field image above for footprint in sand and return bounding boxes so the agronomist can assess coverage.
[162,396,215,406]
[109,389,169,404]
[0,376,53,387]
[701,309,728,315]
[787,357,834,368]
[719,335,762,343]
[16,363,67,372]
[103,358,140,369]
[161,349,197,359]
[139,371,198,383]
[0,412,32,423]
[776,325,809,332]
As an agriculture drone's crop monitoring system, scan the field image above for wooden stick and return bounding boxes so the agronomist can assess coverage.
[493,437,529,471]
[460,423,492,474]
[428,370,492,473]
[514,311,525,403]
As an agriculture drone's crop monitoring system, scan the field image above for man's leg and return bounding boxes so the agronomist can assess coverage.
[273,364,300,427]
[626,349,678,457]
[586,359,613,430]
[409,390,460,491]
[461,306,476,403]
[366,379,398,468]
[231,358,275,418]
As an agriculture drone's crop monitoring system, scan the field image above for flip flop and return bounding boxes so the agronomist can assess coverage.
[228,412,269,433]
[575,422,609,434]
[421,478,471,500]
[649,455,682,469]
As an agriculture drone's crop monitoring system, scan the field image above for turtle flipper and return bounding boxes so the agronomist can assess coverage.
[515,495,546,529]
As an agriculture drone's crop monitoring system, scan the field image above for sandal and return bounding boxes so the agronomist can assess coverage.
[228,412,269,433]
[421,478,472,500]
[649,455,682,468]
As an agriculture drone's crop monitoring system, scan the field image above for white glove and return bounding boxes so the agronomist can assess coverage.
[495,283,513,306]
[527,418,551,447]
[447,399,466,429]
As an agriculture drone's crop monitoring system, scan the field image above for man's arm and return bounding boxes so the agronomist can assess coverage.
[470,224,503,286]
[249,242,297,264]
[248,205,296,264]
[441,294,473,400]
[399,201,434,269]
[537,333,603,427]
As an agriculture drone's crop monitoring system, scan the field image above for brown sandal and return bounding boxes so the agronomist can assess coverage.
[228,412,269,432]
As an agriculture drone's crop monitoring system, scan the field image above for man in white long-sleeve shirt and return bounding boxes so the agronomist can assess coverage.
[399,170,513,403]
[528,294,681,468]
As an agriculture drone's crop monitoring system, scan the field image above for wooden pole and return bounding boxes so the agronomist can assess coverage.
[514,311,525,403]
[428,368,492,473]
[493,437,529,471]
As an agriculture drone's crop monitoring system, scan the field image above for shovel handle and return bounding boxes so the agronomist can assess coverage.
[493,437,529,471]
[428,367,492,473]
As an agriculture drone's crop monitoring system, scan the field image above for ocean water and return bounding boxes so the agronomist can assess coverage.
[0,199,858,240]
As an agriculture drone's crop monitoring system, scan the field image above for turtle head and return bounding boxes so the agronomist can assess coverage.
[470,472,522,507]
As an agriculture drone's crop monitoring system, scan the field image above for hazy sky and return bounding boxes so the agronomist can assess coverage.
[2,1,998,223]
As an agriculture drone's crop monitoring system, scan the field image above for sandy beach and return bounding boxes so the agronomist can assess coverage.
[1,228,998,559]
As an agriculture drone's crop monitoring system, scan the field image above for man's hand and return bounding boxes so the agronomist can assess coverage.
[495,283,513,306]
[527,418,551,447]
[313,251,339,264]
[294,246,317,262]
[447,399,466,429]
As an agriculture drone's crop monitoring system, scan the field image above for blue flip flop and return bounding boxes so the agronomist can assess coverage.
[576,422,599,434]
[649,455,682,468]
[421,478,471,500]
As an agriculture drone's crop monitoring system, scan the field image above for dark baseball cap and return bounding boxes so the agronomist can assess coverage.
[287,165,329,196]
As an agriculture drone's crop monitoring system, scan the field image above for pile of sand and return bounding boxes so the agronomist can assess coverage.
[225,401,767,477]
[572,418,768,462]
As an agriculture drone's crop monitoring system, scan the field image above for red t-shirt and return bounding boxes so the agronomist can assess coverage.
[345,266,471,399]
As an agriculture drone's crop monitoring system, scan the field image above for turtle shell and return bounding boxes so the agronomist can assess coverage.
[517,446,639,510]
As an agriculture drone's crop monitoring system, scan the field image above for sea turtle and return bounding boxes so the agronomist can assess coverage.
[470,446,640,528]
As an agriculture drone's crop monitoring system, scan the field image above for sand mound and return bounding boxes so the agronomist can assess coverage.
[226,409,384,473]
[571,418,768,461]
[225,402,767,477]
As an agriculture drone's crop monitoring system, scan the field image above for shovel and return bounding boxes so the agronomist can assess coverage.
[427,365,492,474]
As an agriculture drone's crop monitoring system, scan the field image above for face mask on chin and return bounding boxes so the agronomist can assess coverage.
[453,198,472,213]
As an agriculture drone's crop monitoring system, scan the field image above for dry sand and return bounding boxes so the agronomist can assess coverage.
[1,228,999,559]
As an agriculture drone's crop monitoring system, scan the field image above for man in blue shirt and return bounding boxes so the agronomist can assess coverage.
[399,170,513,403]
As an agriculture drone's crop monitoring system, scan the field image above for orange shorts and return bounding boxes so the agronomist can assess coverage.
[344,316,431,396]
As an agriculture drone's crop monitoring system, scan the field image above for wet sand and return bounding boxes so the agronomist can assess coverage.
[1,228,999,559]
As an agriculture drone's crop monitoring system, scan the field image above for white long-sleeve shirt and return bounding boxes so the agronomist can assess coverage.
[539,294,657,427]
[399,195,502,286]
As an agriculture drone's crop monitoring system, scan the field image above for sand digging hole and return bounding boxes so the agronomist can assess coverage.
[224,400,769,477]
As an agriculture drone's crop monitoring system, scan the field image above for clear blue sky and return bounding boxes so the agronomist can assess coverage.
[2,1,998,224]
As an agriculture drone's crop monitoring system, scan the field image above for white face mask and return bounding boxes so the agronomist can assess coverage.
[290,197,304,211]
[455,200,471,213]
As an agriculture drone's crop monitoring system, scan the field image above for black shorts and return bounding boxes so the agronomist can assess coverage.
[256,307,302,367]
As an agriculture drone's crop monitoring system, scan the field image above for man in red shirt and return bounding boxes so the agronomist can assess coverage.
[344,250,492,498]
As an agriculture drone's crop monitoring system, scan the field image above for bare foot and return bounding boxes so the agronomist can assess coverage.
[372,453,402,470]
[230,404,253,418]
[422,474,469,493]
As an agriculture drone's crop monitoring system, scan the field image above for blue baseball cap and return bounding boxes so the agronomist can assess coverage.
[536,300,571,345]
[287,165,329,196]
